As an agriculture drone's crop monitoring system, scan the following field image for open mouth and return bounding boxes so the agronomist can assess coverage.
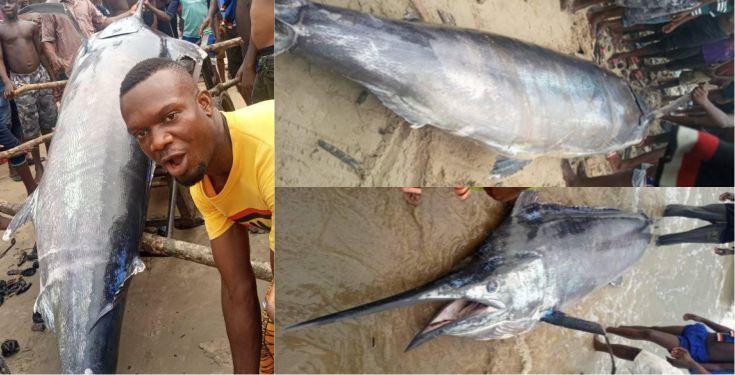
[422,299,500,332]
[162,153,187,176]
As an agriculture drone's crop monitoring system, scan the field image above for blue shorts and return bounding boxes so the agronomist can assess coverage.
[207,33,216,57]
[678,323,711,363]
[182,35,201,45]
[0,83,26,167]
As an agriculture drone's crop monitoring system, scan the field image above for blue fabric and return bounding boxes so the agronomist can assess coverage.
[678,323,711,363]
[182,35,201,44]
[217,0,236,25]
[0,81,26,166]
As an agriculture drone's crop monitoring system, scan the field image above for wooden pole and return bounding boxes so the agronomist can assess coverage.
[0,200,273,281]
[0,133,53,160]
[12,80,67,96]
[202,37,243,53]
[209,78,240,97]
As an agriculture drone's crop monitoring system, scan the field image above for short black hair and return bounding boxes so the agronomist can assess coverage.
[119,58,190,97]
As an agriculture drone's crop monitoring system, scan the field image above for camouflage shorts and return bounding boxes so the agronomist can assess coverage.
[10,66,57,140]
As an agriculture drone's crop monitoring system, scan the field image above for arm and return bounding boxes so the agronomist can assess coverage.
[211,225,261,374]
[33,24,56,81]
[97,2,138,28]
[701,363,734,372]
[199,0,218,36]
[164,0,179,23]
[240,42,257,104]
[669,347,710,374]
[684,313,733,333]
[692,85,734,128]
[40,16,64,75]
[145,0,171,22]
[0,41,15,99]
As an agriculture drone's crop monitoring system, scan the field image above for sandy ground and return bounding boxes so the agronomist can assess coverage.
[0,86,271,373]
[276,0,607,187]
[277,187,734,373]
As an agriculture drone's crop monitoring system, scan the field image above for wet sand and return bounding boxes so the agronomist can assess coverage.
[276,0,601,187]
[0,87,271,373]
[276,188,734,373]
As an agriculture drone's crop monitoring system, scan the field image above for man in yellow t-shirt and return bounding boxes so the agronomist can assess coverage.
[119,58,273,374]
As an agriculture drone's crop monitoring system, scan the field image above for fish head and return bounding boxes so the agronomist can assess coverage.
[405,252,549,350]
[275,0,308,54]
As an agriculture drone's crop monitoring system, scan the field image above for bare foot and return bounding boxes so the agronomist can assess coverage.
[401,187,422,206]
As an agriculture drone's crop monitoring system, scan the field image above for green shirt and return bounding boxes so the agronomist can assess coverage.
[180,0,208,38]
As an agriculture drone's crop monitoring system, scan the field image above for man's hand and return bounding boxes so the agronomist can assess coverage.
[668,347,697,368]
[684,313,703,322]
[719,192,734,202]
[692,84,710,106]
[198,17,211,36]
[2,82,15,100]
[48,55,64,75]
[143,0,152,9]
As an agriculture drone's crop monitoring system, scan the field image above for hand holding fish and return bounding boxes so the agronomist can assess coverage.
[692,84,711,107]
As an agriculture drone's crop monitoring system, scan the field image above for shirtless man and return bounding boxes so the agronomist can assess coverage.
[0,0,57,182]
[606,313,734,373]
[237,0,273,104]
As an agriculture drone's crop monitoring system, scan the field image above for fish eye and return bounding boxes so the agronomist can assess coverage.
[486,280,498,292]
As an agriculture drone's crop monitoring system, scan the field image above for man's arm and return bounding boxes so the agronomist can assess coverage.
[0,40,15,99]
[198,0,218,36]
[684,313,733,333]
[40,16,64,76]
[164,0,179,23]
[144,0,172,23]
[32,23,56,81]
[211,224,261,374]
[97,1,138,28]
[701,362,734,372]
[692,85,734,128]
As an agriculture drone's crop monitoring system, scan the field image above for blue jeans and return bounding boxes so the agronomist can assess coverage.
[0,81,26,166]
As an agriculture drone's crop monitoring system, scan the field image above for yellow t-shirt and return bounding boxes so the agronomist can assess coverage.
[190,100,275,251]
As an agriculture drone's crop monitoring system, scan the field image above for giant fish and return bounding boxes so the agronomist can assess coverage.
[275,0,652,177]
[4,2,205,372]
[289,192,652,368]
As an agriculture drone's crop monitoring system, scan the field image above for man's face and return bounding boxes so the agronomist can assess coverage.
[1,0,19,19]
[120,69,216,186]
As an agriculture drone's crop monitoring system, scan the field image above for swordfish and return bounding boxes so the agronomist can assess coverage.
[4,2,205,372]
[289,192,653,358]
[275,0,652,177]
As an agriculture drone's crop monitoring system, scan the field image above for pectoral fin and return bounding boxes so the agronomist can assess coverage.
[490,156,530,180]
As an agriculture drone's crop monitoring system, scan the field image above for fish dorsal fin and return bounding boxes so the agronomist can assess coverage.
[2,189,38,241]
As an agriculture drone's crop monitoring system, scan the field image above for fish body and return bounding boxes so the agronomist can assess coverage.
[289,193,652,350]
[4,6,205,373]
[276,0,651,175]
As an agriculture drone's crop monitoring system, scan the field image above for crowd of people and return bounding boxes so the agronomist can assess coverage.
[561,0,734,187]
[0,0,274,198]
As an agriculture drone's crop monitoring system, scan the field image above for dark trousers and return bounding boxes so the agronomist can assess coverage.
[656,204,731,245]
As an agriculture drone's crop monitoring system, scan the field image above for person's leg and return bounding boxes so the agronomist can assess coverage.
[250,54,274,103]
[36,73,58,155]
[656,223,726,246]
[649,326,686,335]
[11,161,37,195]
[593,336,641,361]
[0,96,35,193]
[606,326,681,351]
[224,27,244,80]
[12,85,44,180]
[663,204,727,222]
